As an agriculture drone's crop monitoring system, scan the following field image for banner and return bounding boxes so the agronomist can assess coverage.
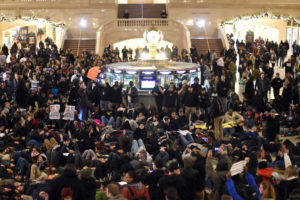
[63,105,76,120]
[49,104,60,120]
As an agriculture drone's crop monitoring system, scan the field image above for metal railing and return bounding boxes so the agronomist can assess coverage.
[117,19,169,27]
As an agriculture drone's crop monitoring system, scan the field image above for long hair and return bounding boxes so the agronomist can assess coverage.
[261,181,276,200]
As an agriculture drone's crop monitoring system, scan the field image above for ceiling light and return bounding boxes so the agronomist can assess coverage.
[79,19,87,28]
[196,19,205,28]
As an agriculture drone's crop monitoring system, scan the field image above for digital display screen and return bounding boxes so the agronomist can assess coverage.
[141,80,156,89]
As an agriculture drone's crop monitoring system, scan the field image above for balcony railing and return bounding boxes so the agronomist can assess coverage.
[117,19,168,27]
[100,18,186,34]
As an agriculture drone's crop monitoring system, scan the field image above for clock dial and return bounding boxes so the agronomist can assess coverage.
[147,31,160,43]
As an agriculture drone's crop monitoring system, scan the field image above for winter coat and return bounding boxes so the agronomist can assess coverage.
[142,169,165,199]
[271,78,283,90]
[181,167,204,200]
[111,84,123,104]
[78,88,90,108]
[217,81,230,98]
[206,155,232,200]
[126,86,138,103]
[48,169,85,200]
[122,182,150,200]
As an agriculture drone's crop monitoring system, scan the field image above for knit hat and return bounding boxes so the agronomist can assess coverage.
[61,187,73,198]
[80,167,92,179]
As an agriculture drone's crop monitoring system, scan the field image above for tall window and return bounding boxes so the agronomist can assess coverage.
[292,28,298,44]
[287,28,292,45]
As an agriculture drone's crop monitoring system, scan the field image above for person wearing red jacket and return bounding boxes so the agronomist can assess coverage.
[122,170,150,200]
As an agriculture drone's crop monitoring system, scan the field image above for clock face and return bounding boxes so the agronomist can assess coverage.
[147,31,160,44]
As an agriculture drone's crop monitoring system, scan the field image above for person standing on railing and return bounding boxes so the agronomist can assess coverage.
[123,9,130,19]
[161,9,168,18]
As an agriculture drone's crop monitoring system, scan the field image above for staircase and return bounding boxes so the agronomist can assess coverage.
[63,39,96,56]
[191,39,224,57]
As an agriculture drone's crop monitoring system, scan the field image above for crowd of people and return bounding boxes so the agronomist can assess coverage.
[0,33,299,200]
[101,43,211,64]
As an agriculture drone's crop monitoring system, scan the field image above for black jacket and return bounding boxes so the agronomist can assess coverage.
[80,177,97,200]
[181,167,203,200]
[16,80,28,108]
[271,77,283,90]
[265,115,280,141]
[199,93,211,108]
[192,83,202,95]
[143,169,165,199]
[111,84,123,103]
[100,84,111,101]
[245,80,255,100]
[183,92,198,107]
[210,97,225,118]
[262,66,274,80]
[48,170,84,200]
[282,84,293,111]
[256,78,270,93]
[217,81,230,97]
[78,88,90,108]
[126,86,138,103]
[163,90,177,108]
[251,94,266,113]
[156,174,188,200]
[279,178,300,200]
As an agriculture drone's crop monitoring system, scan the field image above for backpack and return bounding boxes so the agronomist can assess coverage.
[127,186,146,200]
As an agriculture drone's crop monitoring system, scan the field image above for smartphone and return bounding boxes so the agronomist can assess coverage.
[214,147,220,152]
[118,181,127,186]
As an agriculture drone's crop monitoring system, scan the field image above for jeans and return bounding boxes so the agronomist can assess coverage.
[178,133,194,147]
[100,100,109,110]
[79,107,87,121]
[131,139,145,154]
[214,115,224,141]
[101,116,115,126]
[27,139,43,147]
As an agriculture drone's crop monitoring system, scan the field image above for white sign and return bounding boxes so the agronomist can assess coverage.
[63,105,76,120]
[230,160,246,176]
[49,104,60,120]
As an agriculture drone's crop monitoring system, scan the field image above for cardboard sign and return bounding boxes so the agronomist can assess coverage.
[63,105,76,120]
[230,160,246,176]
[49,104,60,120]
